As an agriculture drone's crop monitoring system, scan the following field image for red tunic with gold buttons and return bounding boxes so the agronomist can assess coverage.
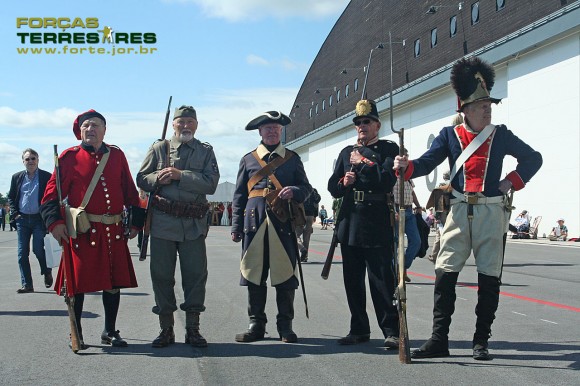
[41,143,139,295]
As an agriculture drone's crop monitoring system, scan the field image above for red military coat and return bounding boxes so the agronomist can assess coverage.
[42,143,139,295]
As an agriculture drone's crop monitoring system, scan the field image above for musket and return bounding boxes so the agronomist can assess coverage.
[288,200,309,318]
[321,160,356,280]
[53,144,82,354]
[388,31,411,364]
[139,96,172,261]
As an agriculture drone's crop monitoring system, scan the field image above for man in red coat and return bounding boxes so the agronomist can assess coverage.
[41,109,145,350]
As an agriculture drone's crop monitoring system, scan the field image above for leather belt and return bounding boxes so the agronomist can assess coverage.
[87,213,123,225]
[353,190,387,203]
[248,188,272,198]
[450,190,505,205]
[152,195,209,219]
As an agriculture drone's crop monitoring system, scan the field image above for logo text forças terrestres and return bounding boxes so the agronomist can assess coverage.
[16,17,157,45]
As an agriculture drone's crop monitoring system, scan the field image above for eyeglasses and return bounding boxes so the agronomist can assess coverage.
[354,119,372,126]
[24,157,37,161]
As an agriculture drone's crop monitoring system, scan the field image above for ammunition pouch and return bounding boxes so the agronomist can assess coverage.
[152,195,210,219]
[65,205,91,239]
[265,189,306,227]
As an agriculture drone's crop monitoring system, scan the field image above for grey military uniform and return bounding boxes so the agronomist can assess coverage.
[136,135,219,323]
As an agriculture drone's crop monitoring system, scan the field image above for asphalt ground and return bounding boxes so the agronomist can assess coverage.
[0,226,578,385]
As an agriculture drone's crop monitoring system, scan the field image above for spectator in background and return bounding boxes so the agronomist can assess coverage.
[296,188,321,262]
[548,218,568,241]
[0,204,6,231]
[319,205,328,229]
[8,148,53,293]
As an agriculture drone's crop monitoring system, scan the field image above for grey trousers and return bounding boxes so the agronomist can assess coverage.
[150,236,208,318]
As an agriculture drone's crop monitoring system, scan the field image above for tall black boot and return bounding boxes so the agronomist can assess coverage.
[472,273,500,360]
[101,290,128,347]
[412,270,459,359]
[235,284,267,342]
[276,289,297,343]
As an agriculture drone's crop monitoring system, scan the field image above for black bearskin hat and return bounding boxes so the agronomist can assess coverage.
[450,57,501,111]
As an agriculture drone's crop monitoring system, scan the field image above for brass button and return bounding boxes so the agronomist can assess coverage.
[91,241,96,246]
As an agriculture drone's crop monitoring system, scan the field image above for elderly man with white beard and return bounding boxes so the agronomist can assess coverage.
[137,105,220,348]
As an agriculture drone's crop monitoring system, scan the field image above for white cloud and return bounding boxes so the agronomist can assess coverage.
[246,54,269,66]
[0,87,297,195]
[166,0,349,22]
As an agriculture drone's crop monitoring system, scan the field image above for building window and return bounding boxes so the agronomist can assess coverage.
[431,28,438,48]
[309,108,312,118]
[345,84,350,97]
[329,94,333,107]
[496,0,505,11]
[414,39,421,57]
[354,78,359,91]
[315,104,319,115]
[450,15,457,37]
[336,89,341,102]
[471,2,480,25]
[322,100,326,111]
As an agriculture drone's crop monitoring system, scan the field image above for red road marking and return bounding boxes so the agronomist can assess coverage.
[309,250,580,313]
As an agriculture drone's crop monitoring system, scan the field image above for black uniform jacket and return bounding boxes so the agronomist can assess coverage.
[328,140,399,248]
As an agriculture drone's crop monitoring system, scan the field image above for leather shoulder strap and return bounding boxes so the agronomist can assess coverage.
[78,149,110,209]
[246,150,293,193]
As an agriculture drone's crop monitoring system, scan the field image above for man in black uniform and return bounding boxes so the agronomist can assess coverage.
[328,99,400,348]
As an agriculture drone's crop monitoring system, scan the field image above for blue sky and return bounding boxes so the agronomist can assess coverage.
[0,0,349,195]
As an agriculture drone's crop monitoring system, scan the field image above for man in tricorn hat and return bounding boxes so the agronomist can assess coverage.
[328,99,401,348]
[231,111,312,343]
[137,105,219,348]
[394,57,543,360]
[40,109,146,349]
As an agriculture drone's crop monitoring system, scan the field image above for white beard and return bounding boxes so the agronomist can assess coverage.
[178,132,193,143]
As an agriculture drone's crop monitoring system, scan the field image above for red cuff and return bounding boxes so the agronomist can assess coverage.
[396,161,415,181]
[506,171,525,191]
[48,220,65,233]
[338,177,346,187]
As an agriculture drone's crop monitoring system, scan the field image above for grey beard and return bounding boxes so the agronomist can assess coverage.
[178,133,193,143]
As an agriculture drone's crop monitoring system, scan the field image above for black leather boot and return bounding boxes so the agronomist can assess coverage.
[152,327,175,348]
[235,285,267,342]
[472,273,500,360]
[276,289,297,343]
[152,314,175,348]
[412,271,459,359]
[186,312,208,347]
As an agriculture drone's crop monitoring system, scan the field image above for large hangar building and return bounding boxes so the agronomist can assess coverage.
[285,0,580,237]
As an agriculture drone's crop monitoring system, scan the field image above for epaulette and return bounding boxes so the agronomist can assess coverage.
[60,146,81,158]
[108,144,121,150]
[202,142,213,149]
[382,139,397,145]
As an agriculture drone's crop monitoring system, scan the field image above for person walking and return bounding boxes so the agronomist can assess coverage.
[8,148,53,293]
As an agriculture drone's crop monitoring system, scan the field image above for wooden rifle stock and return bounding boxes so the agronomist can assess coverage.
[321,232,338,280]
[53,144,82,354]
[139,96,172,261]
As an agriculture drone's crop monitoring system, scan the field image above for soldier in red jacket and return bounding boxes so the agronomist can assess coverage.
[41,109,145,350]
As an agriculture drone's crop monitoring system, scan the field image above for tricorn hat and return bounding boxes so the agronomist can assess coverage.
[352,99,379,123]
[245,111,291,131]
[73,109,106,140]
[450,57,501,111]
[173,105,197,120]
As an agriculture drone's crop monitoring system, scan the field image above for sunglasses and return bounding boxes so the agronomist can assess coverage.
[24,157,37,161]
[354,119,372,126]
